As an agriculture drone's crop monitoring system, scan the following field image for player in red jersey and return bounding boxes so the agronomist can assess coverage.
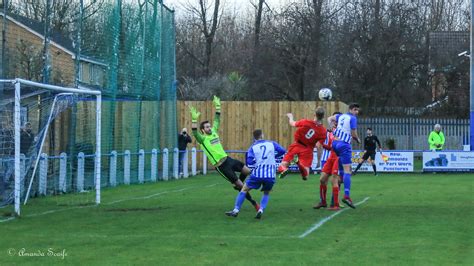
[314,113,344,210]
[278,107,327,180]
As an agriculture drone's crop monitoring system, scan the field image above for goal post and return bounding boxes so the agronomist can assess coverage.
[1,78,101,216]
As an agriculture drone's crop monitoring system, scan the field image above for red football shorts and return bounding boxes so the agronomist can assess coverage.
[282,142,313,168]
[322,152,339,176]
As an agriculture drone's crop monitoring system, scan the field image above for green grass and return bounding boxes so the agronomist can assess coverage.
[1,172,473,265]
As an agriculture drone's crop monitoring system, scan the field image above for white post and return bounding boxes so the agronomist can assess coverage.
[151,149,158,182]
[77,152,85,192]
[14,80,21,215]
[183,149,189,178]
[203,153,207,175]
[162,148,169,181]
[173,148,179,179]
[59,152,67,193]
[95,94,101,204]
[138,149,145,184]
[109,151,117,187]
[191,147,197,176]
[124,150,131,185]
[39,153,48,195]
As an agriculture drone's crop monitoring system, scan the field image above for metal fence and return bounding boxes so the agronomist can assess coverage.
[358,117,470,150]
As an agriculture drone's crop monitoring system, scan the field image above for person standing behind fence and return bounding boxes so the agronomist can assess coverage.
[189,96,260,212]
[428,124,445,151]
[178,128,192,176]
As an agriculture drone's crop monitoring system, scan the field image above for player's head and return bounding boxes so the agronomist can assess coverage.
[330,112,342,128]
[314,107,325,122]
[200,121,212,135]
[434,124,441,132]
[367,127,372,136]
[253,129,263,141]
[348,103,360,116]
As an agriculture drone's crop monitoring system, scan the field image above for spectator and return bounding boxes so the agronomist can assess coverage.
[178,128,192,175]
[428,124,445,151]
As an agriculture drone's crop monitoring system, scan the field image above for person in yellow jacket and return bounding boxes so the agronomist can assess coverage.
[428,124,445,151]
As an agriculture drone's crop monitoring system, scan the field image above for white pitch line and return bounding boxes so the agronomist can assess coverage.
[0,217,16,223]
[298,197,370,238]
[0,182,223,223]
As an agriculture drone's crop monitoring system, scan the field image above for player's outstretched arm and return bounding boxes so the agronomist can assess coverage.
[189,106,204,143]
[286,113,296,127]
[212,95,221,132]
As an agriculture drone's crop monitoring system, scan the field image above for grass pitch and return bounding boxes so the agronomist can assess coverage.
[1,172,473,265]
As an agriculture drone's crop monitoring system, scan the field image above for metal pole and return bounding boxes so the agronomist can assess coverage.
[470,0,474,151]
[1,0,8,96]
[95,94,101,204]
[14,80,20,215]
[42,0,51,83]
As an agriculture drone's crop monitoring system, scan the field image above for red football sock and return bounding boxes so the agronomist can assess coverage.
[278,164,288,173]
[320,184,327,204]
[332,187,339,207]
[297,162,308,178]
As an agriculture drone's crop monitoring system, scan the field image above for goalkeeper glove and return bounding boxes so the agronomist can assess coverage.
[212,95,221,112]
[189,106,201,123]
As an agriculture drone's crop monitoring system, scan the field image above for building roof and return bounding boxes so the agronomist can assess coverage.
[0,11,107,67]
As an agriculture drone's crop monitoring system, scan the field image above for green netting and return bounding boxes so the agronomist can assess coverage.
[1,0,177,184]
[79,0,177,157]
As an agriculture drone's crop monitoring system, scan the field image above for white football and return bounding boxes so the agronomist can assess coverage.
[319,88,333,101]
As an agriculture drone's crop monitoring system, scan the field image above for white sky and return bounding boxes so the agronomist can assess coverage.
[164,0,286,15]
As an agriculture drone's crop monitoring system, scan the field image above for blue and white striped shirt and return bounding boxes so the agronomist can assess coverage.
[321,131,331,162]
[334,113,357,144]
[247,140,286,178]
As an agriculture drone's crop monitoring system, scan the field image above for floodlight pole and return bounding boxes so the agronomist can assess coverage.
[471,0,474,151]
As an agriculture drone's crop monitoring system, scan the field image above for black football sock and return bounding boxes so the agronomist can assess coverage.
[372,164,377,175]
[239,172,248,182]
[245,192,257,206]
[354,163,362,173]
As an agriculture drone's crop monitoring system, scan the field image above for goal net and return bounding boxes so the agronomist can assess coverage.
[0,79,101,217]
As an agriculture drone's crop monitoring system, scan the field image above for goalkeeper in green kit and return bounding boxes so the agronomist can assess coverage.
[190,96,259,211]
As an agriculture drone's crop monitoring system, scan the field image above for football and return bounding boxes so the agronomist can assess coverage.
[318,88,333,101]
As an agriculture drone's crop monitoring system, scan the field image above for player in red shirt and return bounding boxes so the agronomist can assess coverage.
[314,113,344,210]
[278,107,327,180]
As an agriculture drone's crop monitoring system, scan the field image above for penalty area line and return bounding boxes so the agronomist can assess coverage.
[298,197,370,239]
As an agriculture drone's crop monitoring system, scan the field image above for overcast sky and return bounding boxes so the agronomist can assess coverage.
[164,0,286,15]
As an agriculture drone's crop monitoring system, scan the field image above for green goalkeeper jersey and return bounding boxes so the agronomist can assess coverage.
[192,112,228,166]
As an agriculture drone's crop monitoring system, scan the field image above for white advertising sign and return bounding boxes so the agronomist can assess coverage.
[351,151,414,172]
[423,151,474,172]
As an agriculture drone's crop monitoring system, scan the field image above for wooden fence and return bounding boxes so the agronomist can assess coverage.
[178,101,348,153]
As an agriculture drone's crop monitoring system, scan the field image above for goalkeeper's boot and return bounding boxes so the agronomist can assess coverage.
[313,201,327,209]
[225,210,239,217]
[342,197,356,209]
[255,210,263,219]
[277,165,289,179]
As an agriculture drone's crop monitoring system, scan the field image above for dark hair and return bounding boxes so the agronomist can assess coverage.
[367,127,372,131]
[253,129,263,140]
[315,107,325,120]
[199,121,210,130]
[333,111,342,115]
[349,103,360,110]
